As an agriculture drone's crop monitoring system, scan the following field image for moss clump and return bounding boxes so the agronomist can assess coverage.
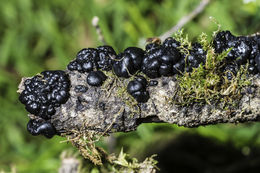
[101,70,141,116]
[174,31,251,108]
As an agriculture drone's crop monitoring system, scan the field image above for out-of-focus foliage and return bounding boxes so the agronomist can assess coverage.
[0,0,260,172]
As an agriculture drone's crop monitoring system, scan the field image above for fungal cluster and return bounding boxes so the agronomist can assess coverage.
[19,70,70,138]
[213,31,260,79]
[18,30,260,138]
[141,38,205,77]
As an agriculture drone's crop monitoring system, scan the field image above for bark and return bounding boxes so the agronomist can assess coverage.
[33,70,260,136]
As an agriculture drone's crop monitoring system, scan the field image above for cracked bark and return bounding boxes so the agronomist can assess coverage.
[18,70,260,136]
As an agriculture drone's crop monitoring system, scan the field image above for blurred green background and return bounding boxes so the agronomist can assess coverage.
[0,0,260,172]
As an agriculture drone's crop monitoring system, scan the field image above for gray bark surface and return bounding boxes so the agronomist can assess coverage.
[45,70,260,135]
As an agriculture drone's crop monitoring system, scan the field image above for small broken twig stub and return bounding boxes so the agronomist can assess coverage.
[92,16,106,45]
[22,69,259,136]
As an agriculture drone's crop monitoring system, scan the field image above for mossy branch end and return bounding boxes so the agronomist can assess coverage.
[17,30,260,139]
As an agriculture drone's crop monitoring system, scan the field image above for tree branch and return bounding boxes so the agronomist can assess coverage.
[19,70,259,136]
[159,0,210,41]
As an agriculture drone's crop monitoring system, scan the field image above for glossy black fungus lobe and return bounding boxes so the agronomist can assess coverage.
[227,38,251,65]
[127,76,149,103]
[27,119,56,138]
[145,43,161,52]
[68,46,117,72]
[19,70,70,120]
[142,45,182,78]
[142,47,163,78]
[112,53,136,78]
[213,30,260,74]
[124,47,145,70]
[96,45,117,71]
[149,80,158,86]
[213,31,237,53]
[68,48,98,72]
[112,47,145,78]
[173,58,185,74]
[74,85,88,93]
[255,53,260,72]
[163,37,181,49]
[87,71,107,86]
[185,43,206,71]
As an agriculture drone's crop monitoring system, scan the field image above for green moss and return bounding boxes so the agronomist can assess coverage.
[102,70,141,116]
[174,31,251,108]
[174,30,192,54]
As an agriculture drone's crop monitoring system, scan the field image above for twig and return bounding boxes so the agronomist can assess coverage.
[159,0,210,41]
[92,16,107,45]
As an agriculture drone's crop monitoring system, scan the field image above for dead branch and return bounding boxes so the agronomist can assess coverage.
[159,0,210,41]
[18,70,259,136]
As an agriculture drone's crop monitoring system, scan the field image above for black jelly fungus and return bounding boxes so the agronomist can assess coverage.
[27,119,56,138]
[149,80,158,86]
[127,77,149,103]
[68,46,117,72]
[74,85,88,93]
[112,53,136,78]
[19,70,70,120]
[255,53,260,72]
[124,47,145,70]
[145,43,161,52]
[96,45,117,71]
[87,71,107,86]
[99,102,106,111]
[163,37,181,49]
